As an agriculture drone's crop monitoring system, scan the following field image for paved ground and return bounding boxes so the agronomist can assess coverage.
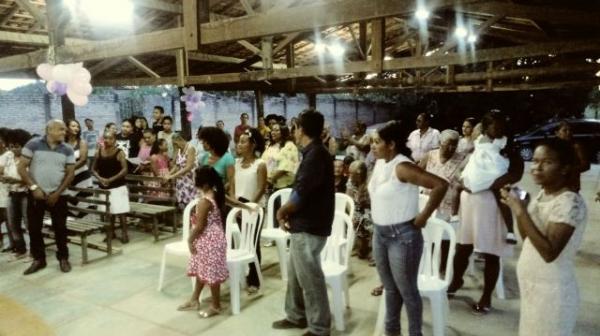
[1,163,599,336]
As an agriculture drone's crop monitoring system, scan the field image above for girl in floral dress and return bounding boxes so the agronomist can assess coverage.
[178,165,229,318]
[165,133,197,209]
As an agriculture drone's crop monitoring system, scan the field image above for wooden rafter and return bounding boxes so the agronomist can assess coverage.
[126,56,161,78]
[131,0,183,13]
[199,0,466,44]
[14,0,46,27]
[0,4,20,27]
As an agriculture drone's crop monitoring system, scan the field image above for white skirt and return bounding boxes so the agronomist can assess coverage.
[98,185,131,215]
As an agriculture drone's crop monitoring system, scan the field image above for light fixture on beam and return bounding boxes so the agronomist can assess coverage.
[467,34,478,43]
[328,43,345,57]
[415,7,430,21]
[314,43,327,54]
[384,56,393,61]
[454,26,468,39]
[65,0,134,26]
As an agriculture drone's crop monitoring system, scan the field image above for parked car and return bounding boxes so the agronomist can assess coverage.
[513,119,600,163]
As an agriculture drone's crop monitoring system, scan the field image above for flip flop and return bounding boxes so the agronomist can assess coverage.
[177,301,199,311]
[371,285,384,297]
[198,307,222,318]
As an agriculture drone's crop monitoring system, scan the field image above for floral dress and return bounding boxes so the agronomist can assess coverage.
[187,197,229,285]
[148,154,170,198]
[175,146,197,209]
[346,181,372,239]
[423,149,466,221]
[517,191,587,336]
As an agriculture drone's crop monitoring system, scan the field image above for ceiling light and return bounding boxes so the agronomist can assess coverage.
[467,34,478,43]
[66,0,134,26]
[328,43,345,57]
[314,43,326,54]
[415,8,430,21]
[384,56,393,61]
[596,70,600,77]
[454,27,468,39]
[366,73,378,80]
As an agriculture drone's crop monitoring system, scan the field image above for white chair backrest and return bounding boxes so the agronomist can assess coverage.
[321,211,354,267]
[182,198,199,243]
[419,217,456,284]
[226,204,264,253]
[418,193,437,218]
[266,188,292,229]
[335,192,355,221]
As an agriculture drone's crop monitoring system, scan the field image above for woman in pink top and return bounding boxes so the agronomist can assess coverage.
[148,139,170,198]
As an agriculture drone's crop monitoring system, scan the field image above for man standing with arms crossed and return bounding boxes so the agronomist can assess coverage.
[18,120,75,275]
[272,110,334,336]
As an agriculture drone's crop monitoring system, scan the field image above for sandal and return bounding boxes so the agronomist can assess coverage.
[177,300,199,311]
[198,306,221,318]
[371,285,384,297]
[447,279,464,298]
[471,303,491,316]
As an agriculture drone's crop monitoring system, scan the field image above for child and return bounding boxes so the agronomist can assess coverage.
[178,165,229,318]
[346,160,372,259]
[461,115,517,244]
[148,139,170,198]
[334,159,348,193]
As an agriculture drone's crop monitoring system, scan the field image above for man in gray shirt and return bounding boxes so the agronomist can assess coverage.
[18,120,75,275]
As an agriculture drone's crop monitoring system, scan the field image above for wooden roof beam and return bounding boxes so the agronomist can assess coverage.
[0,27,185,73]
[0,31,87,46]
[460,1,600,27]
[0,4,20,27]
[14,0,46,28]
[199,0,467,44]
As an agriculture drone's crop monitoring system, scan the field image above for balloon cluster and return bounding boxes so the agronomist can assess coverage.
[180,86,205,122]
[36,63,93,106]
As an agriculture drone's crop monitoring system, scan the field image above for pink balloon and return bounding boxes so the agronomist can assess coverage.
[52,64,73,83]
[36,63,53,80]
[70,81,93,96]
[186,112,193,122]
[67,88,88,106]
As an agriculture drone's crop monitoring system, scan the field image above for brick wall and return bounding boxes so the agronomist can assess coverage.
[0,89,399,137]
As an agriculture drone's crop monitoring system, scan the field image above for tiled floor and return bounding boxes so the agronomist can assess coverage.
[1,164,599,336]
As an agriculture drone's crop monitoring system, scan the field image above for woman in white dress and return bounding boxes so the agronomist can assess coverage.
[230,127,267,293]
[501,138,587,336]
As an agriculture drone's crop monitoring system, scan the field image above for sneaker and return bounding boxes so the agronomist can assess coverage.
[23,260,47,275]
[59,259,72,273]
[505,232,518,245]
[272,319,307,330]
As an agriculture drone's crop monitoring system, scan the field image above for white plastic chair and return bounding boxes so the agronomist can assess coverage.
[322,211,355,331]
[158,199,197,291]
[261,188,292,280]
[335,192,355,220]
[374,217,456,336]
[225,205,264,315]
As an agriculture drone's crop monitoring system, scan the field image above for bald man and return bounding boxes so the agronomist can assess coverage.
[18,120,75,275]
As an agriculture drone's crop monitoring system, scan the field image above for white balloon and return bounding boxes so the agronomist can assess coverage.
[71,67,91,84]
[52,64,73,83]
[46,80,56,93]
[36,63,53,80]
[67,88,89,106]
[70,81,93,96]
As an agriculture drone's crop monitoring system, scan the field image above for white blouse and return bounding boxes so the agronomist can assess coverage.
[234,158,266,207]
[368,154,419,225]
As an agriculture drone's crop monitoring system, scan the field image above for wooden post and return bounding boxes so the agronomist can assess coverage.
[286,43,296,95]
[371,19,384,73]
[46,0,75,121]
[307,93,316,109]
[178,87,192,139]
[486,61,494,92]
[254,90,265,120]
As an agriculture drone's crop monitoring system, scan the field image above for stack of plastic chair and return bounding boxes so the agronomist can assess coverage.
[322,211,355,331]
[158,199,198,291]
[225,205,264,315]
[374,217,456,336]
[261,188,292,280]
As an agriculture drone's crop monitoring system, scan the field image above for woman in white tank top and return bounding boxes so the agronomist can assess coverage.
[230,128,267,292]
[368,121,448,336]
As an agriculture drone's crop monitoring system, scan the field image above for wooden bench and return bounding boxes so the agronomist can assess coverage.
[125,175,178,242]
[43,187,121,265]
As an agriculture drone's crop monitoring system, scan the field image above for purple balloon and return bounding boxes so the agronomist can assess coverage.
[190,94,201,104]
[55,82,68,96]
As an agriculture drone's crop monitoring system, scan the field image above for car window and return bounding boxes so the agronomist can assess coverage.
[571,122,600,135]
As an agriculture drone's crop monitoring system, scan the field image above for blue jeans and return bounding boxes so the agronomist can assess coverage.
[285,232,331,335]
[7,192,28,254]
[373,220,424,336]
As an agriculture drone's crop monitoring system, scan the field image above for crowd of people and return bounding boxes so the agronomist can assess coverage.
[0,105,595,336]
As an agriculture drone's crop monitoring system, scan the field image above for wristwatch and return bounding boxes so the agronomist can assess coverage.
[29,184,38,191]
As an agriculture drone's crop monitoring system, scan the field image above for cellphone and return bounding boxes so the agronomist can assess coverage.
[512,187,528,201]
